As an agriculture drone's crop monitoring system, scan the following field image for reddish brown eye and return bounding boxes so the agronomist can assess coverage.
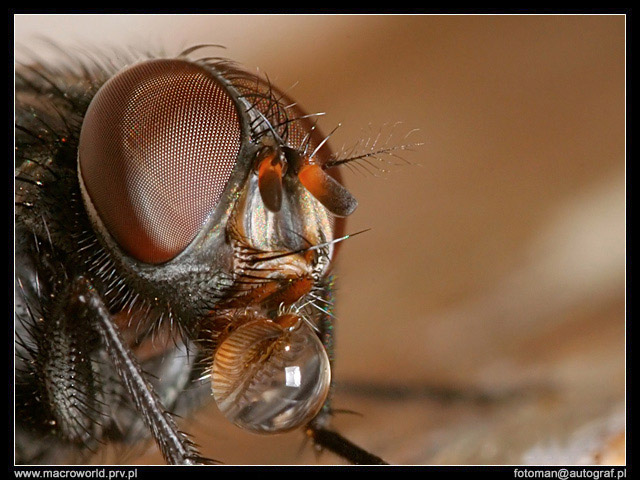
[78,59,241,264]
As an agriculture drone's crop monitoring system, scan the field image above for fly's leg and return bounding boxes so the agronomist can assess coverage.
[15,239,111,464]
[305,275,389,465]
[305,425,388,465]
[69,276,210,465]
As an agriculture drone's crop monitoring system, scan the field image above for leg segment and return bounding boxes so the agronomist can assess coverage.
[70,276,209,465]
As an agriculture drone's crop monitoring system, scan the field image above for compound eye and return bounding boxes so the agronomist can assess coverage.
[212,315,331,433]
[78,59,242,264]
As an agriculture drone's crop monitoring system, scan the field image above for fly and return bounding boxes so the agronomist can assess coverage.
[14,43,415,465]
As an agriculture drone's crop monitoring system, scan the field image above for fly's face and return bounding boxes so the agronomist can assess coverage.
[75,57,351,434]
[15,47,396,465]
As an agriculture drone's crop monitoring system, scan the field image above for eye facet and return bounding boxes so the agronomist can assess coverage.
[78,59,242,264]
[211,314,331,434]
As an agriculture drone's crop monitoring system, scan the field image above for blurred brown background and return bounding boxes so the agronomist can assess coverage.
[14,14,626,465]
